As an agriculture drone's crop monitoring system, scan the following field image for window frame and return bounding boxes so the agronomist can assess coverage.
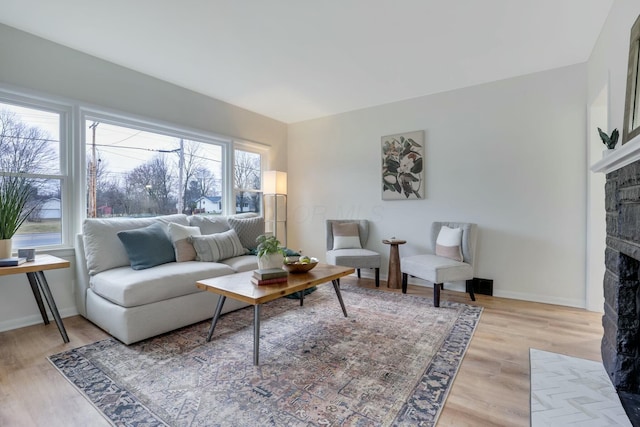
[78,107,234,218]
[0,89,73,250]
[233,141,269,215]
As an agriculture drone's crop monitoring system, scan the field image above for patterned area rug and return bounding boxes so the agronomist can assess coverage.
[530,349,631,426]
[50,285,482,426]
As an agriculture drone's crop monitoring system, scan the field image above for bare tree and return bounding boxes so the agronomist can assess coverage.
[234,150,260,213]
[126,155,177,215]
[0,109,57,174]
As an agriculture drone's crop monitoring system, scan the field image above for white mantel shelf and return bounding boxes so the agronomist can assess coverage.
[591,133,640,174]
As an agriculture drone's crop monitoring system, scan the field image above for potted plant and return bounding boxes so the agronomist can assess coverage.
[598,127,619,156]
[255,234,286,270]
[0,174,36,258]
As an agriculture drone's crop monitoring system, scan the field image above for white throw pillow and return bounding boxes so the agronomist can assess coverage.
[435,226,463,262]
[168,223,201,262]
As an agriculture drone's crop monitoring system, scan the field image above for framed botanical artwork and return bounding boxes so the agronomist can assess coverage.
[381,130,425,200]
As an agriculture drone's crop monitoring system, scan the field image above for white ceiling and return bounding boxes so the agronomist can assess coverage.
[0,0,614,123]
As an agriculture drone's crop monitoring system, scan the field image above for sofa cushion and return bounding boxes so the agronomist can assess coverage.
[83,214,189,275]
[228,216,265,250]
[190,230,247,262]
[188,215,231,234]
[89,261,235,307]
[401,254,472,284]
[168,223,201,262]
[219,255,259,273]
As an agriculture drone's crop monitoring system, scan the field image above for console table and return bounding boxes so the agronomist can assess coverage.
[0,254,70,343]
[383,239,406,289]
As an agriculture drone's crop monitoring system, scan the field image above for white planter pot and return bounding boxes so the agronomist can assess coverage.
[0,239,12,258]
[258,253,284,270]
[603,148,615,158]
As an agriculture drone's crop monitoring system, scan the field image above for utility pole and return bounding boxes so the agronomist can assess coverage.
[177,139,184,213]
[88,122,99,218]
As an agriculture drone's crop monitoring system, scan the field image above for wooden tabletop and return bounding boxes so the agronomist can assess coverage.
[196,263,355,305]
[382,239,407,245]
[0,254,70,276]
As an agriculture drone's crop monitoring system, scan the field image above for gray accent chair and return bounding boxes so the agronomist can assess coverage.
[326,219,381,287]
[401,222,478,307]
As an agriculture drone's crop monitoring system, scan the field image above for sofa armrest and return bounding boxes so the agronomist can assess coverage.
[75,233,90,317]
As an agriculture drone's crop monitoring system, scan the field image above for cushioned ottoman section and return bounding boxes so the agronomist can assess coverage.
[219,255,259,273]
[90,261,235,307]
[86,288,248,345]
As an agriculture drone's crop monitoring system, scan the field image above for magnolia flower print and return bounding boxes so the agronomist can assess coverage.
[382,135,423,198]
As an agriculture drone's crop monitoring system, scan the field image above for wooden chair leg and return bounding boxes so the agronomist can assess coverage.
[402,273,408,294]
[433,283,441,307]
[374,268,380,287]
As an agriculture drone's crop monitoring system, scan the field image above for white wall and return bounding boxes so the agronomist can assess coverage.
[288,64,588,307]
[0,24,287,332]
[585,1,640,312]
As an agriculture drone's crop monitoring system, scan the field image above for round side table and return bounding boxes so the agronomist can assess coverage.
[382,239,406,289]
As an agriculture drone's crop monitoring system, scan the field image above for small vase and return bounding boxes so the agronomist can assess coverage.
[258,253,284,270]
[0,239,12,258]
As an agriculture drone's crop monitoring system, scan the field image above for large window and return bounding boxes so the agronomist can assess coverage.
[84,118,225,218]
[0,100,66,249]
[234,148,263,214]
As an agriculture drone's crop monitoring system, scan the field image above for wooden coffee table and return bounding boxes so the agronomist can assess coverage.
[196,263,355,365]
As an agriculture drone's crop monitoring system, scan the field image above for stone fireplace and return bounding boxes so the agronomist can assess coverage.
[602,156,640,423]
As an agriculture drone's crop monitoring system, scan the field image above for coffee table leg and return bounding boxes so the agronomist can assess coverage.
[254,304,260,365]
[26,272,49,325]
[206,296,226,342]
[35,271,69,343]
[331,279,348,317]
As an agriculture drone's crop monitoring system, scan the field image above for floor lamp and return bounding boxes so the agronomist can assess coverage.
[263,170,287,246]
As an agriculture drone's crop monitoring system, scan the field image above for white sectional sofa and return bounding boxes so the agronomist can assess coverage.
[75,213,263,344]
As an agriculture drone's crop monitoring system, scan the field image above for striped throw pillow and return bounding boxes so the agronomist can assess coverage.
[190,229,247,262]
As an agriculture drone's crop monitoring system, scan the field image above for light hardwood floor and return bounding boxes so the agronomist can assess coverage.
[0,278,604,427]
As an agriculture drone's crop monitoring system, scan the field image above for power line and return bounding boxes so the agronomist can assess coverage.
[0,134,59,143]
[91,143,180,154]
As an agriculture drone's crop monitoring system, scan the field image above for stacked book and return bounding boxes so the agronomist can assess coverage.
[251,268,288,285]
[0,257,27,267]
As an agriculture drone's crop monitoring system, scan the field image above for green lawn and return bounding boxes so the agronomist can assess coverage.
[17,220,61,234]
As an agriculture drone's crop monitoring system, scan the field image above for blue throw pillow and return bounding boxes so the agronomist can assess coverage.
[117,223,176,270]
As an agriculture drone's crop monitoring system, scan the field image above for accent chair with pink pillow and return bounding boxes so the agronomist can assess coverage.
[400,222,478,307]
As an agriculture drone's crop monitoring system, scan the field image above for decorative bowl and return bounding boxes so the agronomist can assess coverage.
[283,261,318,274]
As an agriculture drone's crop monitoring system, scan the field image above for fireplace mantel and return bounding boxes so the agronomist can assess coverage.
[591,133,640,174]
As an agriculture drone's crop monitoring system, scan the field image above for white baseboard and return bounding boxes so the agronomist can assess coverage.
[0,307,79,333]
[358,272,588,309]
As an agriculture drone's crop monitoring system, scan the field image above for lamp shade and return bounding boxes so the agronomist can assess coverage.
[263,170,287,195]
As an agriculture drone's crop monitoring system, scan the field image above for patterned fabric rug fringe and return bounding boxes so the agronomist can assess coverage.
[50,285,482,426]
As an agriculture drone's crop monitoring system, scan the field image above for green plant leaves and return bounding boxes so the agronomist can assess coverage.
[0,174,36,239]
[598,127,619,149]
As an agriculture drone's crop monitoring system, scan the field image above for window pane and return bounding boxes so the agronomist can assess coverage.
[0,103,60,175]
[13,178,62,248]
[86,121,223,217]
[234,149,262,214]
